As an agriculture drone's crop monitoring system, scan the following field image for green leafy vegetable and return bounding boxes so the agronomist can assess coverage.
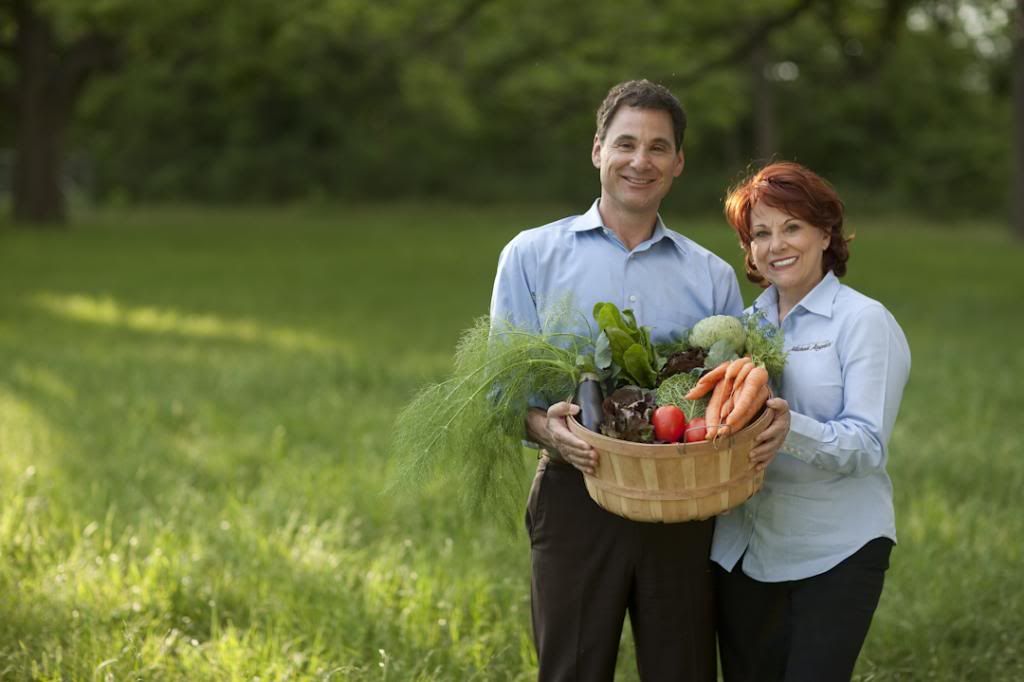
[689,315,746,354]
[656,347,706,384]
[600,386,656,442]
[623,344,658,388]
[390,316,592,528]
[741,311,787,378]
[592,301,660,388]
[655,329,693,359]
[704,338,740,370]
[655,371,709,420]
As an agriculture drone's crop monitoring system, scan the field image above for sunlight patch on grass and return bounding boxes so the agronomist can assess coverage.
[30,291,350,357]
[0,387,63,481]
[11,363,77,404]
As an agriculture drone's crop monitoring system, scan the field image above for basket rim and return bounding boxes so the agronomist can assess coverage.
[567,400,772,459]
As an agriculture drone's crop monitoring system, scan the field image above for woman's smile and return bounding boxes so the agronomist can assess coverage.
[748,201,831,314]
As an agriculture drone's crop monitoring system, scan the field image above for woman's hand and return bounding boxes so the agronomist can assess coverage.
[537,402,599,475]
[750,397,790,471]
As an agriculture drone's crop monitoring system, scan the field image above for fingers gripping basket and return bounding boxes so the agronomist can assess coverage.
[567,407,772,523]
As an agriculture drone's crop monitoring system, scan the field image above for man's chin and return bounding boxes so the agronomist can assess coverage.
[621,192,665,212]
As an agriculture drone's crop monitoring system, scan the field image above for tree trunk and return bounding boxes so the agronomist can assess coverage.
[12,0,69,226]
[1013,0,1024,240]
[751,43,777,163]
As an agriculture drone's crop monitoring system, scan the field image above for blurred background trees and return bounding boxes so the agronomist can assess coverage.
[0,0,1016,228]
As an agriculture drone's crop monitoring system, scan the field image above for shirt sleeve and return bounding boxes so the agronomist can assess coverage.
[489,237,542,334]
[783,304,911,476]
[717,268,744,317]
[488,237,550,432]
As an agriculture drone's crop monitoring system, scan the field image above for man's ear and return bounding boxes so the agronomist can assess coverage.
[673,148,685,177]
[592,134,602,169]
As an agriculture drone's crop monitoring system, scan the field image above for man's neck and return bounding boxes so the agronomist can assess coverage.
[597,199,659,251]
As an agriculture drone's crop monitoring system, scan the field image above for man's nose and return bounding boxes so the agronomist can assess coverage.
[630,149,652,169]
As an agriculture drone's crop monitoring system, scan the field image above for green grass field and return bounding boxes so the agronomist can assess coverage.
[1,204,1022,680]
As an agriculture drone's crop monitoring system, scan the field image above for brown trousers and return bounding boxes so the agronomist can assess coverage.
[525,455,717,682]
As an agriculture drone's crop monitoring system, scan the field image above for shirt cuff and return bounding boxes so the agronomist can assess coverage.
[783,412,827,464]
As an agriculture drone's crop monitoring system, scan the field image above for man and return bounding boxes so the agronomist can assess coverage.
[489,80,791,681]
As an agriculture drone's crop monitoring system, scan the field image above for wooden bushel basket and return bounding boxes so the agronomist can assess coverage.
[567,406,772,523]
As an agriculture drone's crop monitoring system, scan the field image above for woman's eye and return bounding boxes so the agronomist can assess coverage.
[785,223,801,232]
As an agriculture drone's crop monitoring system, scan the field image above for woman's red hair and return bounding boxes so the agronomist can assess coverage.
[724,161,851,287]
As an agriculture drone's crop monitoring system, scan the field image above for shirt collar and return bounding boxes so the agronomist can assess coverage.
[752,271,841,320]
[796,271,841,318]
[569,199,681,253]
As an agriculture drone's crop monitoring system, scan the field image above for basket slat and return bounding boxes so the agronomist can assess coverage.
[570,405,772,523]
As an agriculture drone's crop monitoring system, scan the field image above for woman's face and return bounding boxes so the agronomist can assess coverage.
[748,201,831,303]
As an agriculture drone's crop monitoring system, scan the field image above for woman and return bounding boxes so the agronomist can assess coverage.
[711,162,911,681]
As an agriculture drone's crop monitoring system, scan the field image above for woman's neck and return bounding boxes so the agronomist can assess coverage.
[776,277,823,323]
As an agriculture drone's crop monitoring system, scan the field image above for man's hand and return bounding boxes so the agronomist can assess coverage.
[749,397,790,472]
[527,402,599,475]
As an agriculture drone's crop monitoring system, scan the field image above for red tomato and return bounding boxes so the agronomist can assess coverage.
[652,406,687,443]
[684,416,707,443]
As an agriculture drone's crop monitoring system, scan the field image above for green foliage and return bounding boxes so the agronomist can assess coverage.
[391,316,588,529]
[742,311,787,378]
[1,0,1009,217]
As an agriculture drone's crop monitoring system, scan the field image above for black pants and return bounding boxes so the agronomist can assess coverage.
[715,537,893,682]
[525,456,717,682]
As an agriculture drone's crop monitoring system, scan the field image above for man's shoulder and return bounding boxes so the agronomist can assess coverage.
[503,213,584,252]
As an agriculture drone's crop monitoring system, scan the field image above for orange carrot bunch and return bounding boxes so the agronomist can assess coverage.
[683,357,771,440]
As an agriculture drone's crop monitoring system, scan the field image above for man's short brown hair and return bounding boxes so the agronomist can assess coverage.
[595,80,687,150]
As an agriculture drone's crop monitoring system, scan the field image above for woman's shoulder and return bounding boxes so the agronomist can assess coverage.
[833,282,893,320]
[833,283,909,356]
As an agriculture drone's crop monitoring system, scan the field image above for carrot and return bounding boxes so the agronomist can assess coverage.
[684,361,730,400]
[724,357,752,385]
[704,374,730,439]
[732,361,755,395]
[725,384,770,433]
[725,366,771,431]
[720,394,735,427]
[730,365,769,415]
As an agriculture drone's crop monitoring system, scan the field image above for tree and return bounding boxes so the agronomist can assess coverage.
[3,0,1011,220]
[6,0,117,226]
[1014,0,1024,238]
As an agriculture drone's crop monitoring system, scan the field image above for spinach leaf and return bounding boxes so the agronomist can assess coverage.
[623,343,658,388]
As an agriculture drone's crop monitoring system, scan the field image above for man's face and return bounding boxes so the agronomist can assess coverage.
[592,106,685,216]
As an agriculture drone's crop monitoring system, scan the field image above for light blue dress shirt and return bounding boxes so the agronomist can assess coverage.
[489,200,743,384]
[711,271,911,582]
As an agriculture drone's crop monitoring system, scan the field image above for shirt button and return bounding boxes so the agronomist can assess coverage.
[629,295,637,303]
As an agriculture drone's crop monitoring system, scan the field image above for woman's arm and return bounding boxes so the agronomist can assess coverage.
[783,304,911,476]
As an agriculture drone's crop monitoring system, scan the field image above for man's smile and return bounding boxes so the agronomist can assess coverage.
[622,175,656,186]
